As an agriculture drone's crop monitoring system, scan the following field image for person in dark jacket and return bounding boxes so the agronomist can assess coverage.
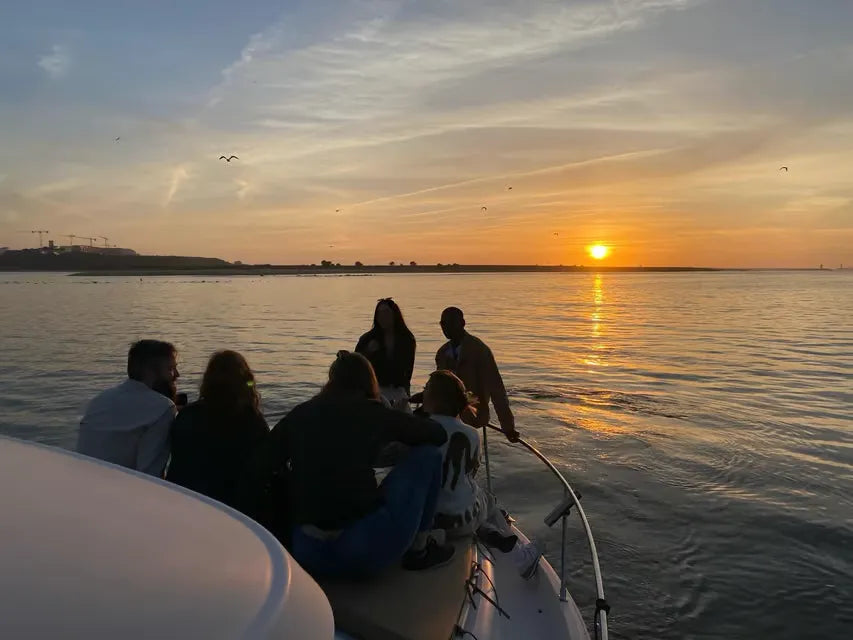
[166,350,269,513]
[355,298,416,410]
[270,351,453,577]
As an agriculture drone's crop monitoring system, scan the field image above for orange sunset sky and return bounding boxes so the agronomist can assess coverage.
[1,1,852,268]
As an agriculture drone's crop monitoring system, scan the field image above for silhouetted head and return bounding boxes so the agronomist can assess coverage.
[127,340,179,402]
[440,307,466,342]
[323,350,380,401]
[373,298,414,342]
[423,370,474,418]
[200,350,260,417]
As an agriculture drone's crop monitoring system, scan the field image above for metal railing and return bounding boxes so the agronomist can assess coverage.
[483,423,609,640]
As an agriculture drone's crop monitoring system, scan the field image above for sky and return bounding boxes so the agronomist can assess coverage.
[1,0,852,267]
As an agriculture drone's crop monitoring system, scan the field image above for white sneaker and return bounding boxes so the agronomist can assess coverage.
[512,542,542,580]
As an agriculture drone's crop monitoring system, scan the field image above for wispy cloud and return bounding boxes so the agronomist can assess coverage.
[164,165,190,207]
[235,179,252,200]
[27,177,81,199]
[38,45,71,78]
[4,0,853,266]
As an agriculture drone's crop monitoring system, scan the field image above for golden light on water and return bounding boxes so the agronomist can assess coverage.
[589,244,609,260]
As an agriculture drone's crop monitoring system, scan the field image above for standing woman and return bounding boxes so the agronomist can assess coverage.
[166,350,269,514]
[355,297,416,410]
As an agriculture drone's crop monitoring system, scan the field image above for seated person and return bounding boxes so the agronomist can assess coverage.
[166,350,269,514]
[269,351,453,578]
[420,370,542,579]
[77,340,178,476]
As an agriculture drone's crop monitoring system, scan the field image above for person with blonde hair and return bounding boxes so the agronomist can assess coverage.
[421,369,541,579]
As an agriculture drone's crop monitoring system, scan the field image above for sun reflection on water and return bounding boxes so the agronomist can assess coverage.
[584,274,607,367]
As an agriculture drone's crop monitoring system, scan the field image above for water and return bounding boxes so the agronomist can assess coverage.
[1,271,851,639]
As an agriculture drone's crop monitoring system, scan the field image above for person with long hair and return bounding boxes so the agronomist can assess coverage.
[267,351,454,577]
[420,370,541,579]
[355,297,416,410]
[166,350,269,513]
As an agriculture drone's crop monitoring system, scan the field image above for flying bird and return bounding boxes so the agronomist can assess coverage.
[219,155,239,162]
[553,232,559,236]
[335,209,341,213]
[114,137,120,142]
[507,186,513,190]
[481,206,488,212]
[779,166,788,172]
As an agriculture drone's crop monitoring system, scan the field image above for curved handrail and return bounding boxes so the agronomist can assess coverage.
[485,423,609,640]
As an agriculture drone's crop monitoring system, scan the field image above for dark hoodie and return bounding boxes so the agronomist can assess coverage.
[166,401,269,512]
[270,394,446,530]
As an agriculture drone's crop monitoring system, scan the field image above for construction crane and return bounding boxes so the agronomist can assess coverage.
[63,234,77,246]
[98,236,109,248]
[24,230,50,247]
[80,236,97,247]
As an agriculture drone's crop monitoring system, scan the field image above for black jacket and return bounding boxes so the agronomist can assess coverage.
[355,330,416,391]
[166,401,269,513]
[270,394,446,530]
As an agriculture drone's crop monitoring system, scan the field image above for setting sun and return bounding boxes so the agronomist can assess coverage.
[588,245,610,260]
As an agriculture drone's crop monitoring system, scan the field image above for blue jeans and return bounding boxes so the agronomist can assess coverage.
[291,445,442,578]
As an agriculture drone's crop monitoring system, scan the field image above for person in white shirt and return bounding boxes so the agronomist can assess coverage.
[77,340,179,476]
[421,370,541,579]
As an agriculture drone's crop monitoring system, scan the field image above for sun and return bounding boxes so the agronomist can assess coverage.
[588,244,609,260]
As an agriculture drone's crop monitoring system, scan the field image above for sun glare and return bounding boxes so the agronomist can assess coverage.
[589,244,609,260]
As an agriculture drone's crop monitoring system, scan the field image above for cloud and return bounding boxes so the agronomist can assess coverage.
[38,45,71,78]
[235,179,252,200]
[28,178,82,199]
[204,0,697,131]
[164,165,190,207]
[5,0,853,266]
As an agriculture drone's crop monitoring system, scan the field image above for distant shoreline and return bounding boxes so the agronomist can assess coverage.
[1,249,838,275]
[56,265,833,277]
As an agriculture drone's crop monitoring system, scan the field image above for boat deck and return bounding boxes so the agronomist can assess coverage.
[321,538,473,640]
[457,527,590,639]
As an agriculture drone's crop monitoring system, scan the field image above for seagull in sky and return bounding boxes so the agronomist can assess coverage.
[481,206,488,212]
[779,166,788,172]
[507,186,513,190]
[335,209,341,213]
[219,155,239,162]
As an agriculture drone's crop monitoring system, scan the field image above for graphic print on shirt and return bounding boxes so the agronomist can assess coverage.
[442,431,478,490]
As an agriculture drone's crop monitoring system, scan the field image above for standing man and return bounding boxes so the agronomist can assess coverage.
[435,307,519,442]
[77,340,179,476]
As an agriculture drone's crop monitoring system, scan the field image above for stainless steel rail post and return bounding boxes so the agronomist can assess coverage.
[486,423,609,640]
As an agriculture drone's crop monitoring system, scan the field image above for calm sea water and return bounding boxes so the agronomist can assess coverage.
[1,271,851,639]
